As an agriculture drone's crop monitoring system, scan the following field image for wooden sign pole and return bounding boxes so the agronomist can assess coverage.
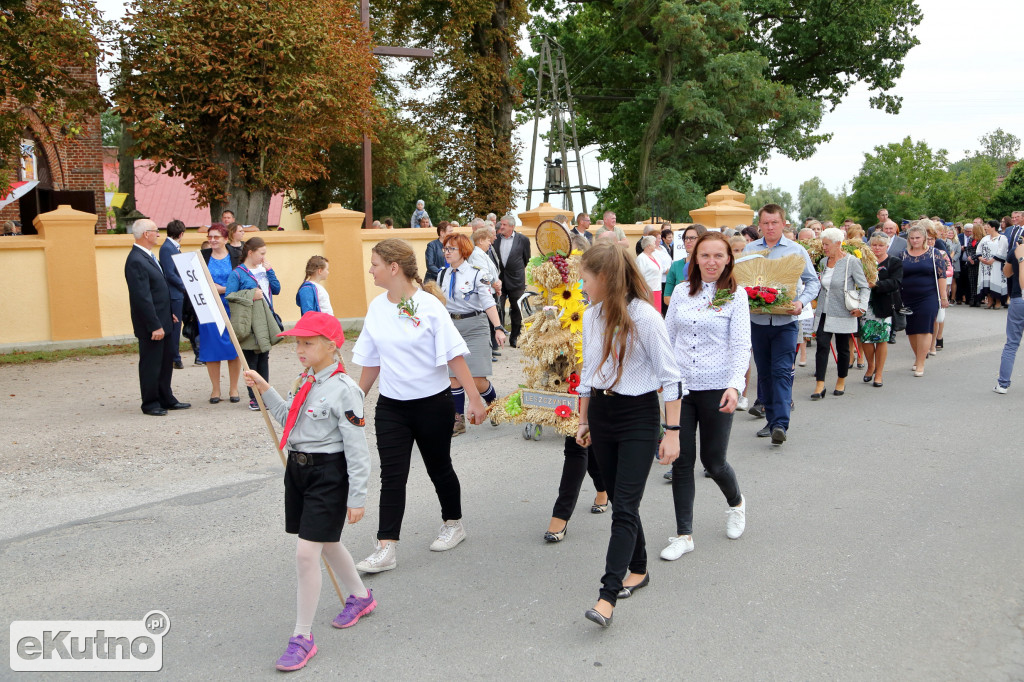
[197,256,345,603]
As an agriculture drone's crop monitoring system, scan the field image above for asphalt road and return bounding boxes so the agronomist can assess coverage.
[2,305,1023,680]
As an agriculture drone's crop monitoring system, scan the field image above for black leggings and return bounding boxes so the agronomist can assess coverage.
[374,389,461,541]
[242,349,269,402]
[670,389,741,536]
[589,390,660,606]
[814,314,851,381]
[551,437,606,521]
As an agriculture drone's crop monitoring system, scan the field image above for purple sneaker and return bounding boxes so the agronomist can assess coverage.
[332,589,377,629]
[275,633,316,671]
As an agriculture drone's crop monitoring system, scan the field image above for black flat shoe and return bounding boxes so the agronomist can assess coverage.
[173,361,184,370]
[591,502,609,514]
[584,608,612,628]
[209,397,221,404]
[617,573,650,599]
[166,402,191,410]
[873,381,883,387]
[229,396,241,403]
[810,389,826,401]
[544,523,568,543]
[142,407,168,416]
[833,389,845,396]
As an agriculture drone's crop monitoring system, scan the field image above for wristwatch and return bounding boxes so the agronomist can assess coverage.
[495,325,508,333]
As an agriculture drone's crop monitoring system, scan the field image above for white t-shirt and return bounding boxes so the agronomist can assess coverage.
[352,289,469,400]
[636,251,663,292]
[312,282,333,315]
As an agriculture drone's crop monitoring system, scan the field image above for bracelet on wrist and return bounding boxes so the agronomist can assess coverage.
[662,424,681,431]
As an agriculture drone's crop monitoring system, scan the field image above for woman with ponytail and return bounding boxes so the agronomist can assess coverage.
[352,238,486,574]
[576,243,682,628]
[226,237,281,410]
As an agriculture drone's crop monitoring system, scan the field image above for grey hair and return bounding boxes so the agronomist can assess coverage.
[132,219,157,240]
[642,224,656,235]
[554,214,568,225]
[486,212,497,222]
[501,214,516,227]
[869,232,891,245]
[640,235,657,249]
[820,227,845,244]
[470,217,485,228]
[570,235,590,252]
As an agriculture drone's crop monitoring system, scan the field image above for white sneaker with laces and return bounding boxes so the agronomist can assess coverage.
[660,535,694,560]
[993,385,1008,394]
[726,496,746,539]
[356,541,396,573]
[737,395,749,411]
[429,520,466,551]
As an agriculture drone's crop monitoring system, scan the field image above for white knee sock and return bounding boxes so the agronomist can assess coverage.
[293,539,323,637]
[321,541,369,599]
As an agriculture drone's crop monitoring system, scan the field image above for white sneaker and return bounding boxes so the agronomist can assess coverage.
[726,496,746,539]
[660,535,694,560]
[737,395,749,411]
[993,385,1009,394]
[356,541,396,573]
[429,520,466,551]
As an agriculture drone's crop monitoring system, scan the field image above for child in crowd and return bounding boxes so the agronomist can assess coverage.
[244,312,375,672]
[297,256,334,315]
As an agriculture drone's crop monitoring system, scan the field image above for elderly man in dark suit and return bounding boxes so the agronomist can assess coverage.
[881,220,907,256]
[494,214,531,347]
[159,219,188,369]
[125,219,189,416]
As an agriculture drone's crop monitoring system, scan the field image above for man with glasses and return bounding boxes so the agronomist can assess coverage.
[125,219,189,416]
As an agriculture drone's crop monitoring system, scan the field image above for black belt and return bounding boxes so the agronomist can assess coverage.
[288,451,343,466]
[450,310,483,320]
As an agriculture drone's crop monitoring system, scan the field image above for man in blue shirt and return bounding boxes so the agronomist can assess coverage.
[743,204,820,445]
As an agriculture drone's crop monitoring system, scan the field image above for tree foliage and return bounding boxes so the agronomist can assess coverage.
[528,0,922,220]
[975,128,1020,174]
[114,0,378,226]
[100,108,120,147]
[987,163,1024,220]
[384,0,527,217]
[0,0,107,188]
[747,183,794,218]
[849,137,948,223]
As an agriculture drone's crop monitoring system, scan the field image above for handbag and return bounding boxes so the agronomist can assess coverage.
[843,257,860,311]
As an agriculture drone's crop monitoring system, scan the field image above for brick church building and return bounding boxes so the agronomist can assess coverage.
[0,63,106,234]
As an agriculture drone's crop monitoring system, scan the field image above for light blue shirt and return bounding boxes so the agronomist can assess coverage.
[743,236,820,326]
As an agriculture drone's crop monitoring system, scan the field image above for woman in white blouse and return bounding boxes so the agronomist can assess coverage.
[661,232,749,560]
[636,235,670,310]
[577,243,682,628]
[351,239,486,575]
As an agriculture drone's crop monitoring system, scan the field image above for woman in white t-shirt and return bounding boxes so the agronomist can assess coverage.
[352,239,486,574]
[636,235,669,310]
[296,256,333,316]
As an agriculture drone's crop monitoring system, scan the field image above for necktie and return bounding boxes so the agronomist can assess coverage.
[279,372,315,451]
[151,252,162,271]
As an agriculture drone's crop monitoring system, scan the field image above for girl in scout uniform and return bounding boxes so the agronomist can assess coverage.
[437,233,507,435]
[352,238,487,575]
[243,312,374,672]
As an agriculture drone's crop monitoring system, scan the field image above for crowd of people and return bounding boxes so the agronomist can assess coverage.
[121,200,1024,670]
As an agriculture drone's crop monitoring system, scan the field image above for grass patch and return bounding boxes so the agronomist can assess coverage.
[0,343,147,365]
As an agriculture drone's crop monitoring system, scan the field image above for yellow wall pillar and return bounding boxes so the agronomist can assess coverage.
[306,203,366,320]
[518,202,569,230]
[34,205,103,341]
[688,185,756,229]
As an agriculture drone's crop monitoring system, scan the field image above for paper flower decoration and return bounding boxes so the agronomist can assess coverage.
[567,372,581,395]
[555,405,572,418]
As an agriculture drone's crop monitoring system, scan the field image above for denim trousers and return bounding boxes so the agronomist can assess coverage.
[588,390,660,605]
[751,321,799,430]
[998,296,1024,388]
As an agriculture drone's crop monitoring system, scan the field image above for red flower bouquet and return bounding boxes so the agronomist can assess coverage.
[745,286,791,313]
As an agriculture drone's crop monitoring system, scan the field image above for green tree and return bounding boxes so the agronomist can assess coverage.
[976,128,1020,174]
[100,109,121,148]
[0,0,107,188]
[987,163,1024,219]
[747,184,795,218]
[386,0,527,217]
[797,177,838,223]
[114,0,378,227]
[849,137,948,223]
[528,0,922,218]
[927,157,998,221]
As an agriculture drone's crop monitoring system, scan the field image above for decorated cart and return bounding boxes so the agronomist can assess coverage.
[489,220,586,441]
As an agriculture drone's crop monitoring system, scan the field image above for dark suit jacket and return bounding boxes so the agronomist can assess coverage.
[159,239,186,302]
[870,256,903,319]
[886,235,908,257]
[494,231,531,292]
[126,246,173,340]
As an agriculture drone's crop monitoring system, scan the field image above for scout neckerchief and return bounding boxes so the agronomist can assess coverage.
[279,362,346,451]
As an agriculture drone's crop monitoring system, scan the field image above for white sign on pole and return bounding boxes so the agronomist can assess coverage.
[171,252,225,334]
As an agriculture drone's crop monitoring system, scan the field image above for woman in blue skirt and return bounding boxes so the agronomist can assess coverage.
[199,224,242,403]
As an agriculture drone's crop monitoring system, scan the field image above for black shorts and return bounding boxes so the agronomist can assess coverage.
[284,453,349,542]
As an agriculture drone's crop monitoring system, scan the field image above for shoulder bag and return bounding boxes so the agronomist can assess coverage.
[843,256,860,311]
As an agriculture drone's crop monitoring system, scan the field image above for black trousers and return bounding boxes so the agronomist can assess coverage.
[137,333,176,411]
[169,296,183,364]
[498,286,525,341]
[375,389,461,541]
[242,349,269,402]
[814,314,851,381]
[671,389,741,535]
[589,390,660,606]
[551,436,606,520]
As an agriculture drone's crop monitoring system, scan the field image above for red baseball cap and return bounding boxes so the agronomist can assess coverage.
[277,311,345,347]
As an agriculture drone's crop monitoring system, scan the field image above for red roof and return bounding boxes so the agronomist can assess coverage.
[102,160,284,229]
